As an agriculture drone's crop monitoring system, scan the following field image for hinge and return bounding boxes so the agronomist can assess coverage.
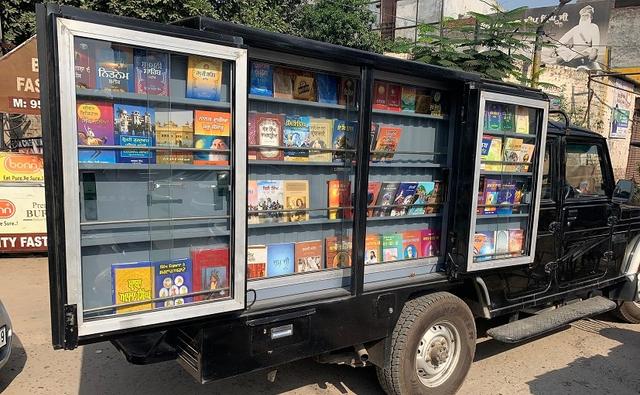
[64,304,78,350]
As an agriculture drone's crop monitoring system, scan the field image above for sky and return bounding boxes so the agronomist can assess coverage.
[499,0,578,9]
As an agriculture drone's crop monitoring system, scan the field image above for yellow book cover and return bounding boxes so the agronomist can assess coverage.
[515,106,530,134]
[186,56,222,101]
[112,262,154,314]
[502,138,523,172]
[284,180,309,222]
[308,118,333,162]
[156,110,194,164]
[484,137,503,171]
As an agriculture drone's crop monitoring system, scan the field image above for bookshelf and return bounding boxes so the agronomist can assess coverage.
[77,88,232,110]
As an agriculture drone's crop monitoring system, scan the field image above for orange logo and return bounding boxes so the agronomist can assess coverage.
[0,200,16,219]
[4,155,42,174]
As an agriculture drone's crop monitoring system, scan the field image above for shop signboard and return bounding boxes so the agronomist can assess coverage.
[0,152,44,183]
[0,36,40,114]
[0,184,47,252]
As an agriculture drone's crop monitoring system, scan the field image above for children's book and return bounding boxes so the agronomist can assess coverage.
[386,84,402,111]
[95,44,134,92]
[515,106,530,134]
[421,229,440,257]
[74,38,95,89]
[77,101,115,163]
[247,245,267,279]
[338,77,357,107]
[367,182,382,217]
[402,230,422,260]
[382,233,403,262]
[308,118,333,162]
[191,248,229,301]
[325,236,352,268]
[495,230,509,255]
[316,73,338,104]
[284,180,309,222]
[484,136,503,171]
[497,182,516,215]
[503,138,523,172]
[283,115,311,161]
[401,86,416,112]
[255,113,284,161]
[114,104,154,163]
[293,71,315,101]
[257,180,285,223]
[134,49,169,96]
[365,234,382,264]
[407,181,433,215]
[248,180,259,224]
[473,231,495,262]
[484,102,502,132]
[267,243,295,277]
[295,240,323,272]
[373,80,388,110]
[332,120,357,161]
[374,182,400,217]
[249,62,273,97]
[111,261,154,314]
[483,178,501,215]
[273,67,294,99]
[327,179,352,220]
[193,110,231,165]
[154,258,193,308]
[390,182,418,216]
[186,55,222,101]
[508,229,525,256]
[371,126,402,161]
[501,104,515,132]
[155,110,193,164]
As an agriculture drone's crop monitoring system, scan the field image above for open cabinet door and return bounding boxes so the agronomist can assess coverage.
[37,6,247,348]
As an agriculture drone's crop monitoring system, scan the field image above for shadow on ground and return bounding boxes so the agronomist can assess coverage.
[0,334,28,393]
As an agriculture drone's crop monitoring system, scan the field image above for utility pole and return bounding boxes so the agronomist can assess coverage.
[530,0,572,88]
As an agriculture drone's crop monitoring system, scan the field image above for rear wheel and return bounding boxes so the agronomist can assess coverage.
[377,292,476,395]
[615,301,640,324]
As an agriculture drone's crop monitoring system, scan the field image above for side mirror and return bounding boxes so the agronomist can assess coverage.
[613,179,635,203]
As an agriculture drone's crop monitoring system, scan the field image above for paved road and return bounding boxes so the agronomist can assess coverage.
[1,257,640,394]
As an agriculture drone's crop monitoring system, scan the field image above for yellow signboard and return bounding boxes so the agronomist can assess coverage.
[0,152,44,183]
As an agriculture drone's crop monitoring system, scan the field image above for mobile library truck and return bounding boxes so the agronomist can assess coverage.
[37,4,640,394]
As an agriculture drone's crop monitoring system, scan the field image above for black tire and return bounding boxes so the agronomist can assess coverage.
[376,292,476,395]
[615,301,640,324]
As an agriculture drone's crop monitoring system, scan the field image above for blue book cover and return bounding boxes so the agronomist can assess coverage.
[114,104,155,163]
[267,243,295,277]
[390,182,418,216]
[474,231,495,262]
[317,73,338,104]
[134,49,169,96]
[250,62,273,97]
[154,258,193,308]
[408,181,434,215]
[497,182,516,215]
[283,115,311,161]
[332,120,357,161]
[95,45,134,93]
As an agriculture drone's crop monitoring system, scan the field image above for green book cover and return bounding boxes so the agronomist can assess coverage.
[382,233,403,263]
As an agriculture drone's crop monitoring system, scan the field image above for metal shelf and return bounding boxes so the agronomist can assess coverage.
[480,171,533,176]
[249,160,352,167]
[81,227,230,247]
[372,108,448,120]
[248,217,352,229]
[76,88,231,110]
[476,213,529,220]
[367,213,442,222]
[482,130,537,139]
[78,163,230,171]
[369,162,446,168]
[249,94,355,110]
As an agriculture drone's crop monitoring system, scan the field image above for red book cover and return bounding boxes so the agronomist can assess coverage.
[372,125,402,161]
[191,247,229,302]
[402,230,422,260]
[248,112,257,160]
[255,113,284,161]
[74,38,95,89]
[325,236,352,268]
[295,240,323,272]
[328,179,352,220]
[338,77,357,107]
[373,81,388,110]
[421,229,440,257]
[387,84,402,111]
[247,245,267,279]
[367,181,382,217]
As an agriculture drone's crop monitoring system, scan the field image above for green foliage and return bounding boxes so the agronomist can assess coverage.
[211,0,304,34]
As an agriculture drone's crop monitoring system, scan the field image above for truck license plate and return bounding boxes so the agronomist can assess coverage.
[0,326,6,349]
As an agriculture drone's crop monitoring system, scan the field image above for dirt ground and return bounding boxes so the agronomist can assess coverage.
[1,256,640,395]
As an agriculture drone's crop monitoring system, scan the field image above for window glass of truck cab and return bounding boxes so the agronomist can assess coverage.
[565,143,606,198]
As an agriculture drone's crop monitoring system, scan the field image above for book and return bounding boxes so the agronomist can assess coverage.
[111,261,154,314]
[247,245,267,279]
[328,179,352,220]
[401,86,416,112]
[424,181,443,214]
[408,181,433,215]
[77,101,115,163]
[391,182,418,216]
[477,176,485,214]
[373,81,387,110]
[191,248,229,301]
[382,233,402,262]
[515,106,530,134]
[155,110,193,164]
[430,90,444,116]
[267,243,295,277]
[508,229,525,256]
[154,258,192,307]
[512,181,528,214]
[473,231,495,262]
[497,182,516,215]
[316,73,338,104]
[249,61,273,97]
[257,180,284,223]
[415,91,431,114]
[283,115,311,161]
[273,67,294,99]
[114,104,154,164]
[248,180,259,224]
[402,230,422,260]
[480,135,493,170]
[292,71,315,101]
[134,49,169,96]
[372,125,402,161]
[484,102,502,132]
[365,234,382,264]
[374,182,400,217]
[495,230,509,256]
[308,118,333,162]
[284,180,309,222]
[74,38,95,89]
[502,137,523,172]
[339,77,357,107]
[193,110,231,165]
[295,240,323,272]
[484,136,503,171]
[248,112,258,161]
[332,120,357,161]
[387,84,402,111]
[255,113,284,161]
[421,228,440,257]
[367,182,382,217]
[483,178,501,215]
[501,104,515,132]
[370,122,379,151]
[186,55,222,101]
[95,45,134,92]
[518,143,535,172]
[325,236,352,268]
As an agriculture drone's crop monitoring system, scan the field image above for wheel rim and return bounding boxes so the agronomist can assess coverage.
[415,320,461,388]
[633,301,640,309]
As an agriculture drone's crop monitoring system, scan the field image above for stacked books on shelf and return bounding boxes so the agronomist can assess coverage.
[481,103,535,172]
[368,181,444,217]
[372,80,445,116]
[477,177,530,216]
[473,229,525,262]
[247,180,310,224]
[367,229,440,264]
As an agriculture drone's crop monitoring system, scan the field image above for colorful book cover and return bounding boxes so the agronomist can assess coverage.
[134,49,169,96]
[283,115,311,161]
[325,236,352,268]
[484,102,502,132]
[508,229,525,256]
[248,112,258,161]
[256,113,284,161]
[292,72,315,101]
[365,234,382,264]
[503,138,523,172]
[497,182,516,215]
[95,45,134,92]
[155,110,193,164]
[154,258,192,307]
[374,182,400,217]
[191,248,229,301]
[408,181,434,215]
[111,261,154,314]
[480,135,493,170]
[114,104,154,163]
[425,181,443,214]
[421,228,440,257]
[257,180,284,223]
[77,101,115,163]
[186,56,222,101]
[501,104,515,132]
[193,110,231,165]
[316,73,338,104]
[512,182,528,214]
[248,180,259,224]
[483,178,501,215]
[386,84,402,111]
[332,120,357,161]
[339,77,357,107]
[390,182,418,216]
[74,38,95,89]
[473,231,495,262]
[284,180,309,222]
[402,230,421,260]
[484,136,503,171]
[327,179,352,220]
[308,118,333,162]
[515,106,530,134]
[477,176,485,215]
[247,245,267,279]
[495,230,509,255]
[372,126,402,162]
[267,243,295,277]
[401,86,416,112]
[367,181,382,217]
[518,143,535,172]
[382,233,403,262]
[373,81,388,110]
[273,67,294,99]
[295,240,323,272]
[249,62,273,97]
